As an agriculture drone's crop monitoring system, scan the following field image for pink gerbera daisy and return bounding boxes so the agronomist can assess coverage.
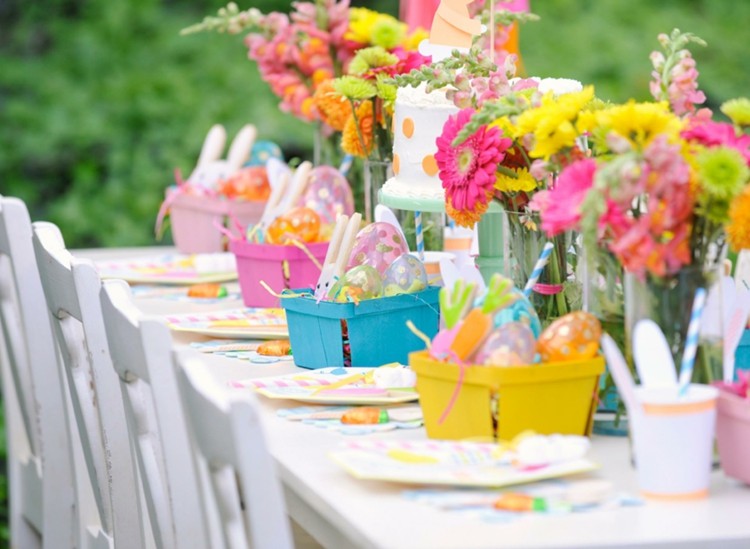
[682,119,750,166]
[435,108,510,220]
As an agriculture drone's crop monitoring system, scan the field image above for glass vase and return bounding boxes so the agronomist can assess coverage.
[624,266,723,386]
[312,123,343,168]
[580,245,626,411]
[505,211,582,326]
[362,158,392,223]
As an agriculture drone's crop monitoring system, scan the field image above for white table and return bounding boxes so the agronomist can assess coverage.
[80,247,750,549]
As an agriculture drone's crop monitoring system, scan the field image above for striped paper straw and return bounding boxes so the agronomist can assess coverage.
[523,242,554,298]
[415,210,424,261]
[677,287,707,397]
[339,154,354,177]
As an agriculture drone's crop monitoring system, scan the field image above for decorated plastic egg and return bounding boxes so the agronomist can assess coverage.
[265,217,295,245]
[382,254,428,296]
[245,140,284,167]
[330,265,383,303]
[298,166,354,224]
[282,207,321,243]
[217,166,270,201]
[493,288,542,338]
[347,222,409,276]
[473,322,536,366]
[537,311,602,362]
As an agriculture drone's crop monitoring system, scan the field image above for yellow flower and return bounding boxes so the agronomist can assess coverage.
[346,8,379,44]
[727,185,750,251]
[721,98,750,127]
[403,28,429,51]
[489,116,517,140]
[495,168,538,193]
[594,101,683,150]
[515,86,595,159]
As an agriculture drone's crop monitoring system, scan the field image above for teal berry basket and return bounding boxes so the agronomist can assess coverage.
[281,287,440,369]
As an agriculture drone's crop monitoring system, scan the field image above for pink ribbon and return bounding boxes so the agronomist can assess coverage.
[533,283,564,296]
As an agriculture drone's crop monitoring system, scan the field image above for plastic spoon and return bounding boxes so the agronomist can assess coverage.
[633,319,678,388]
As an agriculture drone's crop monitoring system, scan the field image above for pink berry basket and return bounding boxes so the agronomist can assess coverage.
[715,389,750,484]
[229,239,329,308]
[169,192,265,254]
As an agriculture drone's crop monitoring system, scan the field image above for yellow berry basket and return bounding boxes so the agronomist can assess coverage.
[409,351,604,441]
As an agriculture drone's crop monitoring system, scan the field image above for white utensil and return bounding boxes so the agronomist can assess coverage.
[633,319,678,388]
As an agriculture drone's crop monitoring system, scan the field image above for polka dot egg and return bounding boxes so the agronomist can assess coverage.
[537,312,602,363]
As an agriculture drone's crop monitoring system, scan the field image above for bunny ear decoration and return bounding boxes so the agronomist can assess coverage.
[280,161,313,211]
[226,124,258,172]
[266,157,292,191]
[374,205,409,252]
[195,124,227,169]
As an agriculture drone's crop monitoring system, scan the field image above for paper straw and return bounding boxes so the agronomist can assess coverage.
[339,154,354,177]
[677,287,707,397]
[415,210,425,261]
[523,242,554,298]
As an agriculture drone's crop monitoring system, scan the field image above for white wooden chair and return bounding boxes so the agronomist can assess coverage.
[0,196,77,548]
[175,353,293,549]
[100,279,210,548]
[32,221,145,549]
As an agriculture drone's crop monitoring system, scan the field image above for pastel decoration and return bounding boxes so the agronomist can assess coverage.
[480,274,518,315]
[493,288,542,338]
[402,117,415,138]
[330,264,384,303]
[439,280,478,329]
[429,0,482,49]
[299,166,355,224]
[383,254,428,297]
[448,308,494,361]
[537,312,602,363]
[430,325,460,360]
[347,222,409,276]
[393,154,401,175]
[678,287,707,397]
[217,166,270,201]
[245,140,284,167]
[422,155,439,177]
[474,322,536,366]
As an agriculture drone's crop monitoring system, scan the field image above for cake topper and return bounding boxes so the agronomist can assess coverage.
[419,0,485,62]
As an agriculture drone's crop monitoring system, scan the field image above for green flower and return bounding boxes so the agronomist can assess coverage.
[332,76,377,101]
[697,195,731,224]
[348,47,399,76]
[721,98,750,127]
[370,16,405,49]
[697,146,749,201]
[375,74,397,106]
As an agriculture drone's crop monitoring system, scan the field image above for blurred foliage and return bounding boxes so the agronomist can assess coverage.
[0,0,747,249]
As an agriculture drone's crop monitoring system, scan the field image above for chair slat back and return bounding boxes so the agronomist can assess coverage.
[100,279,210,548]
[176,354,293,549]
[32,221,145,548]
[0,196,76,546]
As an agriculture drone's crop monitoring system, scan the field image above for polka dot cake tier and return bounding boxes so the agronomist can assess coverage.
[380,84,459,212]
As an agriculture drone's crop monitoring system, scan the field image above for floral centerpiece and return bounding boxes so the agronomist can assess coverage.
[531,29,750,384]
[182,1,427,166]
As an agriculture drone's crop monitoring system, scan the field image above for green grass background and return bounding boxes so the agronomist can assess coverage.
[1,0,749,541]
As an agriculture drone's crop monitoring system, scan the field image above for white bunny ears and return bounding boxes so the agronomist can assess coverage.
[187,123,257,189]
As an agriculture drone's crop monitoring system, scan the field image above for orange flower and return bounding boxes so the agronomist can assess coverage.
[313,80,353,132]
[727,185,750,251]
[342,101,375,158]
[445,191,491,228]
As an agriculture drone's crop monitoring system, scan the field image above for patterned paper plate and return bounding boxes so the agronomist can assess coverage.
[330,439,598,488]
[233,366,419,405]
[96,253,237,285]
[164,308,287,339]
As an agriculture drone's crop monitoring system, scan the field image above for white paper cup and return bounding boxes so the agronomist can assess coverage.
[632,384,718,500]
[416,251,454,286]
